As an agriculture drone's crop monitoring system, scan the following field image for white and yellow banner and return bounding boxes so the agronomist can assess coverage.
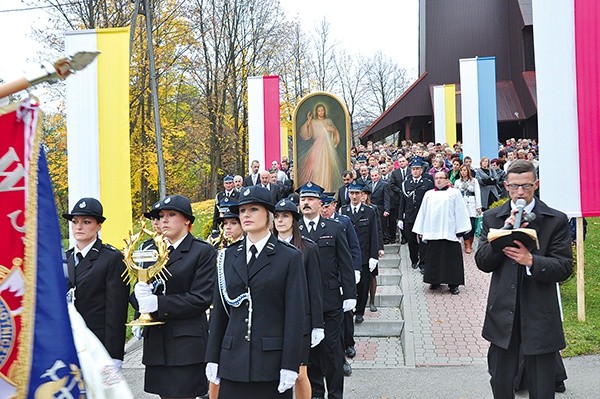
[65,27,131,247]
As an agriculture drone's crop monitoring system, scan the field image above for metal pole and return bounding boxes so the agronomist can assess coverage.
[129,0,141,62]
[143,0,167,199]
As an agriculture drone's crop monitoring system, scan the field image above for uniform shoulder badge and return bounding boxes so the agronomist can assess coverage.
[102,243,118,252]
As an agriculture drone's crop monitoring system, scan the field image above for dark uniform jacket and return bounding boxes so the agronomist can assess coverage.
[212,190,241,230]
[66,239,129,360]
[399,176,434,224]
[300,237,325,332]
[341,204,379,265]
[331,213,362,272]
[135,233,216,366]
[205,235,308,381]
[475,200,573,355]
[299,217,356,312]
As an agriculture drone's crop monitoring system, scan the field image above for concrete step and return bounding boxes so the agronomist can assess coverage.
[378,256,400,269]
[384,243,400,254]
[376,268,402,286]
[354,307,404,337]
[374,284,403,307]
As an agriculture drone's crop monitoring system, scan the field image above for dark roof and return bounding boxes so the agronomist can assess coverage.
[360,72,431,142]
[522,71,537,107]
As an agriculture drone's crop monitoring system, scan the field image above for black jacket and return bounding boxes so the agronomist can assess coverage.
[66,239,129,360]
[475,200,573,355]
[134,233,216,366]
[206,235,308,381]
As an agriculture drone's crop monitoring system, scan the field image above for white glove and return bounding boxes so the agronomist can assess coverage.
[354,270,361,284]
[134,282,153,299]
[206,362,220,385]
[112,358,123,369]
[138,294,158,313]
[311,328,325,348]
[132,325,143,340]
[277,369,298,393]
[342,299,357,312]
[368,258,378,272]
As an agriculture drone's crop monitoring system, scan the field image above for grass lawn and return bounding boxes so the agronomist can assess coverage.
[561,217,600,356]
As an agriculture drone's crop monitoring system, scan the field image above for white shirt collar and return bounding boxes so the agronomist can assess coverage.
[246,232,271,262]
[167,233,187,250]
[303,215,320,228]
[75,239,97,259]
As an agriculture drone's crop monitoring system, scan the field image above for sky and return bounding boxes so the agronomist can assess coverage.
[0,0,419,92]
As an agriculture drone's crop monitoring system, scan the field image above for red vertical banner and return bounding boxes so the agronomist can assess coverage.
[575,0,600,216]
[262,75,281,168]
[0,105,27,395]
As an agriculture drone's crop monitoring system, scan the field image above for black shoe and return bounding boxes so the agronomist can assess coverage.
[449,286,460,295]
[400,238,408,244]
[555,381,566,393]
[355,315,364,323]
[369,304,378,312]
[345,346,356,358]
[411,262,418,269]
[429,284,440,290]
[343,360,352,376]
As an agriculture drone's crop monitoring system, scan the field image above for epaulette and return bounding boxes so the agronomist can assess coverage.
[193,237,211,245]
[102,243,119,252]
[327,217,340,224]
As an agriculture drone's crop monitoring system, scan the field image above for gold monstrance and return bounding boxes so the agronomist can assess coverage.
[122,218,171,326]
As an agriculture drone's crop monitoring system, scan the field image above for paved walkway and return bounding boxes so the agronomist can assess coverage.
[403,241,490,366]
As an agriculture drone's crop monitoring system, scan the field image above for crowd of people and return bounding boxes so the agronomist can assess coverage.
[63,136,574,399]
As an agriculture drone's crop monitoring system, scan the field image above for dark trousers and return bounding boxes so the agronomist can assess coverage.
[488,324,557,399]
[342,310,354,348]
[404,222,426,266]
[355,264,371,316]
[219,379,291,399]
[388,206,399,242]
[309,308,344,399]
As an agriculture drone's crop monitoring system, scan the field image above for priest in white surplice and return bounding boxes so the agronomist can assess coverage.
[413,171,472,294]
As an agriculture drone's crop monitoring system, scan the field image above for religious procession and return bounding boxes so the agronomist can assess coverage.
[1,1,599,399]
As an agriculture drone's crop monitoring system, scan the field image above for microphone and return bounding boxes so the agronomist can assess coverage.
[513,199,527,229]
[523,212,536,224]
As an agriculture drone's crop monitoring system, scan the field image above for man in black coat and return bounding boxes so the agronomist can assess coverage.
[242,159,261,186]
[258,170,282,204]
[368,167,391,244]
[389,156,410,243]
[475,160,573,399]
[399,160,434,270]
[63,197,129,363]
[335,170,354,212]
[298,182,356,399]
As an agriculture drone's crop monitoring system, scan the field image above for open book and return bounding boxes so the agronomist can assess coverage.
[487,228,540,253]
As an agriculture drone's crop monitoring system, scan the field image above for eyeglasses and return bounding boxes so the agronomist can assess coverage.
[506,182,537,190]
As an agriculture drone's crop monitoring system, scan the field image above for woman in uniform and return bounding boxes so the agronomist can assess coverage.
[205,186,308,399]
[272,199,324,399]
[63,197,129,367]
[133,194,216,399]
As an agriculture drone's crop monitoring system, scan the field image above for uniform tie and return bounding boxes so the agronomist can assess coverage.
[248,245,258,269]
[75,252,84,266]
[168,245,175,254]
[308,221,315,233]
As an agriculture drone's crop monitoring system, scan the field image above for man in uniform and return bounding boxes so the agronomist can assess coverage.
[475,160,573,398]
[212,175,240,231]
[320,193,362,377]
[399,159,434,271]
[341,181,379,323]
[298,182,356,399]
[368,168,390,244]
